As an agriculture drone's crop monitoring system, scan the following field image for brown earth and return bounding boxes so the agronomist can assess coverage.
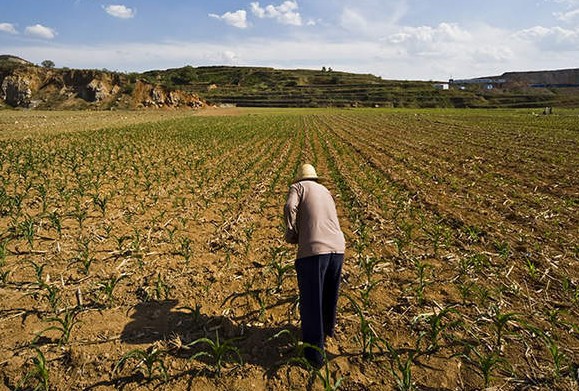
[0,108,577,391]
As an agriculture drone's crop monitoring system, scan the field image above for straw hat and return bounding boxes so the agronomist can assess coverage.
[295,164,319,182]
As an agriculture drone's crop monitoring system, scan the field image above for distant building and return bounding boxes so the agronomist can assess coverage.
[449,78,506,89]
[433,83,449,90]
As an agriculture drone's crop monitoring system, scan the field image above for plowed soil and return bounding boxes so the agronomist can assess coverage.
[0,108,577,390]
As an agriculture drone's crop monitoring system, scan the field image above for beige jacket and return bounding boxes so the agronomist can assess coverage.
[284,180,345,259]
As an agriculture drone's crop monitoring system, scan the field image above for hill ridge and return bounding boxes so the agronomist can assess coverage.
[1,55,578,109]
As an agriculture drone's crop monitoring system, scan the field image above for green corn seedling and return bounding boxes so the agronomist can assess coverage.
[70,237,94,275]
[493,241,511,260]
[178,303,203,325]
[0,268,9,285]
[272,319,339,383]
[423,222,449,258]
[36,183,49,213]
[178,236,192,263]
[35,308,81,346]
[346,294,385,359]
[96,274,128,307]
[546,338,566,378]
[113,344,168,381]
[459,346,507,389]
[47,209,62,237]
[153,273,172,301]
[290,342,345,391]
[19,215,35,249]
[413,258,431,306]
[386,342,417,391]
[525,257,538,280]
[187,330,243,377]
[358,280,380,310]
[42,284,61,313]
[529,327,569,379]
[269,246,293,293]
[0,239,8,266]
[18,347,50,391]
[26,259,47,289]
[464,225,483,244]
[92,192,109,217]
[358,255,385,285]
[414,306,462,354]
[72,202,88,230]
[488,305,519,352]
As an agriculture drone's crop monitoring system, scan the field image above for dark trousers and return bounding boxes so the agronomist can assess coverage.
[295,252,344,366]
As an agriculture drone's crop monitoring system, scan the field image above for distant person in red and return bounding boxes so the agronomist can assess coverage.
[284,163,345,367]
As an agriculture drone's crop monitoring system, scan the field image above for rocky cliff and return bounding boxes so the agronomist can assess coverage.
[0,59,204,110]
[501,68,579,87]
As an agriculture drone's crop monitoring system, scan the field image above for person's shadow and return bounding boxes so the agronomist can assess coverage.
[112,298,304,384]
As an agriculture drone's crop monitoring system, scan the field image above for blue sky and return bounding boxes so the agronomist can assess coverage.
[1,0,578,80]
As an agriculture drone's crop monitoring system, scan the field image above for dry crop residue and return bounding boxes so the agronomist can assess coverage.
[0,108,577,390]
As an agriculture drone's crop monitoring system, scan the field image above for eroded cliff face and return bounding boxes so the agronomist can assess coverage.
[0,65,204,110]
[131,80,205,109]
[1,74,34,107]
[501,69,579,86]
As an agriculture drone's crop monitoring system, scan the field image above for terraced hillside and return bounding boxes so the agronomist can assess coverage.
[2,54,579,109]
[143,66,579,108]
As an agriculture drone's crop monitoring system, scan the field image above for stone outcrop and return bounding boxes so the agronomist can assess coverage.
[501,68,579,86]
[133,81,203,109]
[0,61,204,110]
[86,79,110,102]
[1,75,34,107]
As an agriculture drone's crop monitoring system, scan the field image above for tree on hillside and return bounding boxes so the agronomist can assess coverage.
[41,60,55,68]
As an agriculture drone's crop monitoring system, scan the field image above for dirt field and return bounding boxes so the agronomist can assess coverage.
[0,107,577,390]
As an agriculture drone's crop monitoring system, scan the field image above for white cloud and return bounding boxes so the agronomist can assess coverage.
[389,23,472,44]
[209,10,249,29]
[339,8,370,34]
[549,0,579,21]
[250,1,303,26]
[554,8,579,21]
[104,5,136,19]
[250,3,266,18]
[25,24,57,39]
[0,23,18,34]
[204,50,240,64]
[513,25,579,50]
[380,22,524,78]
[549,0,579,7]
[515,25,552,39]
[471,45,515,63]
[5,31,578,82]
[387,23,472,55]
[338,1,408,36]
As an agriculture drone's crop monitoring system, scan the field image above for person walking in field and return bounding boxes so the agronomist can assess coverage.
[284,163,345,367]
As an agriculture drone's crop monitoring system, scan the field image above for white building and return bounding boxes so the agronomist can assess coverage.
[434,83,450,90]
